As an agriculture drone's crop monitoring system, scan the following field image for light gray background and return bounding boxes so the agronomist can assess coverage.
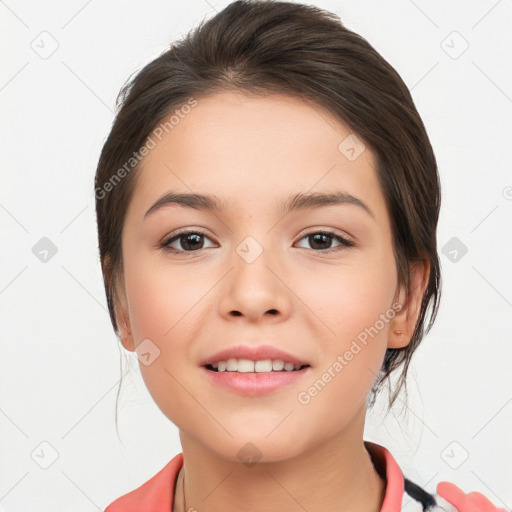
[1,1,511,510]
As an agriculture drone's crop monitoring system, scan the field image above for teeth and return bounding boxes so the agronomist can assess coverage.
[227,358,239,371]
[238,359,254,373]
[209,358,305,373]
[272,360,285,371]
[255,360,272,372]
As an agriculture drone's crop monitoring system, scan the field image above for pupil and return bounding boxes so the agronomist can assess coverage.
[182,233,203,251]
[310,233,330,250]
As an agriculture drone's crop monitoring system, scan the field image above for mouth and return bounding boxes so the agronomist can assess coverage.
[203,358,311,373]
[201,358,312,396]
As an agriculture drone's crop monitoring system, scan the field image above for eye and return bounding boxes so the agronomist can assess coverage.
[295,230,354,253]
[160,229,354,254]
[160,229,216,253]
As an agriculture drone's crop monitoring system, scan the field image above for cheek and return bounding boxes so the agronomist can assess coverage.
[124,256,207,343]
[296,248,397,393]
[300,246,397,341]
[122,258,209,425]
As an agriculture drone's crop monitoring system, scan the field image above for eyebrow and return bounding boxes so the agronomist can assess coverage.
[144,191,375,220]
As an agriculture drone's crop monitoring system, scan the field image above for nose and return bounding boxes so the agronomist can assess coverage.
[217,237,291,323]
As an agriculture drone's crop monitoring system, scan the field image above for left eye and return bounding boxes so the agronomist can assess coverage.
[160,230,354,254]
[295,231,354,253]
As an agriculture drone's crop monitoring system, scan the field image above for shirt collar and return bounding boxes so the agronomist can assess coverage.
[168,442,405,512]
[105,441,406,511]
[364,440,405,512]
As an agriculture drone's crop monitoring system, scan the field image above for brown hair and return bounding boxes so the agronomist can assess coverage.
[95,0,441,422]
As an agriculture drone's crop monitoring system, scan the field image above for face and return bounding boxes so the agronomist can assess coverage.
[115,91,418,462]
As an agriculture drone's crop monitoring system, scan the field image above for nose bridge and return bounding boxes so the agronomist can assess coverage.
[232,231,278,294]
[235,234,266,266]
[228,203,277,267]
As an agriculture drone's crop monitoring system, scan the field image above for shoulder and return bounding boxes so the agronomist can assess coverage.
[103,446,508,512]
[402,477,457,512]
[365,441,508,512]
[403,478,510,512]
[103,452,183,512]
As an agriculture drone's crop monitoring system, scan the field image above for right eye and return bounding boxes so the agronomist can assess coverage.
[160,229,216,253]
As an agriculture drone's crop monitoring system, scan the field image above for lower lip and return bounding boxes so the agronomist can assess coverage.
[200,366,311,396]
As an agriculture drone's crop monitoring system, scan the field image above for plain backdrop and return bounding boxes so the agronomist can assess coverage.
[0,1,511,510]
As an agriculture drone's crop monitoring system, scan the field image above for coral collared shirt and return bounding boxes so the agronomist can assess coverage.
[103,441,453,512]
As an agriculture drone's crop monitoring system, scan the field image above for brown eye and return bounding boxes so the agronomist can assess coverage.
[295,231,354,253]
[161,230,215,253]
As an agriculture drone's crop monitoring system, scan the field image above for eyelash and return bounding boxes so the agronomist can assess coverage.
[159,229,354,254]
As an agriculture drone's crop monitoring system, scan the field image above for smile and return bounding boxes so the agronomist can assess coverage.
[205,358,310,373]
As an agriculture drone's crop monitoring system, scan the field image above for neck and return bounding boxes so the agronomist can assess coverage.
[173,411,386,512]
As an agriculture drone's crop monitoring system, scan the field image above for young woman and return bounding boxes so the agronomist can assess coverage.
[94,2,507,511]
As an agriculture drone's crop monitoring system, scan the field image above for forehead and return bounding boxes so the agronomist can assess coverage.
[127,91,386,222]
[143,91,356,167]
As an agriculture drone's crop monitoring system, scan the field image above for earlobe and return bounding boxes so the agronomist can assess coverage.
[388,259,430,349]
[104,257,135,352]
[116,309,135,352]
[119,332,135,352]
[113,288,135,353]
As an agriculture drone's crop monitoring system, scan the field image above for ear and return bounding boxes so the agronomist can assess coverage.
[388,258,430,349]
[114,285,136,353]
[104,257,135,353]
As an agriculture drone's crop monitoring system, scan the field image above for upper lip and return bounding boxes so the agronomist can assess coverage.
[200,344,310,367]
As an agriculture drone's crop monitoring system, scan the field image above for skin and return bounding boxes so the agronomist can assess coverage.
[114,91,429,512]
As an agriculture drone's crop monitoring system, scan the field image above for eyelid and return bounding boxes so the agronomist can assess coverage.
[296,226,354,243]
[159,227,355,254]
[159,228,215,253]
[295,229,354,253]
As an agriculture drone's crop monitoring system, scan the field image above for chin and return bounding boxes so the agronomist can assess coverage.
[199,428,311,465]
